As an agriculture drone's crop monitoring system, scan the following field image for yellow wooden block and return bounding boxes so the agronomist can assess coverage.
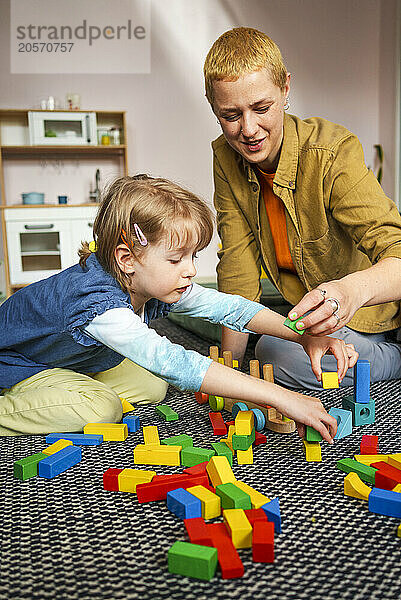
[354,454,390,465]
[84,423,128,441]
[42,439,73,456]
[118,468,156,492]
[133,444,181,466]
[187,485,221,519]
[120,397,135,413]
[233,480,270,509]
[143,425,160,446]
[388,454,401,470]
[303,439,322,462]
[392,484,401,493]
[321,372,339,389]
[223,509,252,548]
[220,437,233,453]
[397,523,401,537]
[344,472,372,501]
[237,446,253,465]
[232,360,239,369]
[206,455,236,487]
[235,411,254,436]
[218,357,224,364]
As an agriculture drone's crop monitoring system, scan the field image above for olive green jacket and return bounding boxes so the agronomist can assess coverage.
[212,113,401,333]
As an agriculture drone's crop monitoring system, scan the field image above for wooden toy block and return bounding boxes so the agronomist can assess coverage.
[223,350,233,368]
[42,439,73,455]
[398,524,401,538]
[209,395,224,411]
[237,446,254,465]
[328,407,353,440]
[284,315,305,335]
[208,412,227,436]
[231,402,249,418]
[321,371,339,389]
[249,359,260,379]
[232,360,239,369]
[354,454,389,465]
[194,391,209,404]
[235,411,254,436]
[120,397,135,413]
[368,488,401,518]
[45,433,103,445]
[393,484,401,493]
[162,434,193,448]
[232,429,255,451]
[305,426,322,442]
[142,425,160,445]
[223,508,252,548]
[206,456,236,488]
[167,487,202,519]
[343,472,372,501]
[337,458,377,485]
[38,446,82,479]
[342,395,375,426]
[303,439,322,462]
[181,447,215,468]
[118,468,156,493]
[103,468,124,491]
[251,408,266,431]
[207,522,245,579]
[375,471,400,491]
[360,434,378,455]
[155,404,179,421]
[133,444,181,466]
[167,540,218,581]
[261,497,282,533]
[83,423,128,441]
[233,481,270,509]
[371,461,401,483]
[187,485,221,519]
[136,473,209,503]
[244,508,268,526]
[263,363,274,382]
[265,407,296,433]
[211,442,233,466]
[387,454,401,470]
[252,520,274,563]
[254,431,268,446]
[183,462,209,475]
[123,415,140,433]
[354,359,370,403]
[215,483,251,510]
[184,517,213,546]
[14,453,47,480]
[209,346,220,362]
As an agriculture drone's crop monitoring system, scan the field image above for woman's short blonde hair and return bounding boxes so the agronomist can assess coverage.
[79,174,214,292]
[204,27,288,106]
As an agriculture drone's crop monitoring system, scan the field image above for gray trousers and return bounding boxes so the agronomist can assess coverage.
[255,327,401,390]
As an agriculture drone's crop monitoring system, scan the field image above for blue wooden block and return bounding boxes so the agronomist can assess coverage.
[342,395,375,426]
[368,488,401,518]
[166,487,202,520]
[251,408,266,432]
[261,497,281,533]
[354,360,370,403]
[328,407,353,439]
[232,402,248,419]
[123,415,140,433]
[45,433,103,445]
[38,446,82,479]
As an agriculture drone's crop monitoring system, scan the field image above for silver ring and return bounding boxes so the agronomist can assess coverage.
[317,288,327,300]
[334,313,340,325]
[326,297,340,316]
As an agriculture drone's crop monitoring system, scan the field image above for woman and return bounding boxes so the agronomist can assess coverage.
[203,27,401,389]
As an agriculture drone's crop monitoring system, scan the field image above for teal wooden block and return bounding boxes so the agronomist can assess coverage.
[342,395,375,426]
[329,407,352,439]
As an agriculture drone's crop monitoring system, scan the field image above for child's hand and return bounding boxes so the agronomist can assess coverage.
[300,334,359,383]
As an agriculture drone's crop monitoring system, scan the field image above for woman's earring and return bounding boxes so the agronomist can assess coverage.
[216,118,221,125]
[284,96,290,111]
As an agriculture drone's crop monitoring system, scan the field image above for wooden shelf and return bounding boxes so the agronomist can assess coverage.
[0,203,99,209]
[1,144,126,157]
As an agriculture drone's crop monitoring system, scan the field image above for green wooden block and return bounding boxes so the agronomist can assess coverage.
[14,453,47,480]
[232,428,255,451]
[161,434,193,448]
[211,442,233,466]
[155,404,179,421]
[305,426,323,442]
[181,447,215,467]
[337,458,377,485]
[168,541,218,581]
[209,395,224,411]
[215,482,252,509]
[284,315,305,335]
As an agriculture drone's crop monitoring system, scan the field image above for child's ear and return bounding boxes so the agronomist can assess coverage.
[114,244,137,274]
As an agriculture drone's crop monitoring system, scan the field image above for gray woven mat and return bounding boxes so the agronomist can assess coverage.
[1,319,401,600]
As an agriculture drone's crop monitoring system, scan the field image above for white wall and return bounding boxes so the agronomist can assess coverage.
[0,0,399,289]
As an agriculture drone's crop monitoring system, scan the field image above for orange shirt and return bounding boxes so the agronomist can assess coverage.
[257,168,296,274]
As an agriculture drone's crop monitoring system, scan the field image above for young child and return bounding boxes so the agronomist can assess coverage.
[0,175,357,440]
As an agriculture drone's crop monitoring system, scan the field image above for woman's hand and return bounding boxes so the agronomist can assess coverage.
[300,334,359,383]
[288,280,362,336]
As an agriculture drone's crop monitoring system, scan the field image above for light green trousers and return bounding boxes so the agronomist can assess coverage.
[0,359,168,436]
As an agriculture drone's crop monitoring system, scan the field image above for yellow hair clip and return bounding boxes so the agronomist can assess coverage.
[88,240,97,252]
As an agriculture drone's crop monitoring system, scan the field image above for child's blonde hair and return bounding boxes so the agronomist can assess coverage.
[204,27,288,106]
[79,174,214,292]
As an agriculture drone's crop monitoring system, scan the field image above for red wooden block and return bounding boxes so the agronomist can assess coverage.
[254,432,267,446]
[209,412,227,436]
[136,473,209,503]
[103,468,124,491]
[183,462,209,476]
[244,508,268,526]
[375,471,399,491]
[184,517,213,547]
[360,434,378,455]
[371,462,401,485]
[252,520,274,563]
[225,421,235,427]
[195,392,209,404]
[207,523,244,579]
[151,474,190,483]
